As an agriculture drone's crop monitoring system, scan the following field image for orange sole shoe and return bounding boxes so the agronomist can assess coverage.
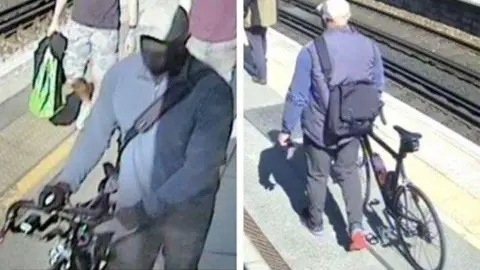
[349,231,368,251]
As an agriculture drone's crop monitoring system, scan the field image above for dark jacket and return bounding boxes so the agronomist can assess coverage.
[59,53,234,220]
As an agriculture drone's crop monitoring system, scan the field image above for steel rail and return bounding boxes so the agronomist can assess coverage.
[348,0,480,52]
[278,6,480,128]
[0,0,73,36]
[288,0,480,88]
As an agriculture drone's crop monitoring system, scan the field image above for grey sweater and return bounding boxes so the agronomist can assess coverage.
[59,53,234,219]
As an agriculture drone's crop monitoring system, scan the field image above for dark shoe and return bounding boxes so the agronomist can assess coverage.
[252,76,267,85]
[300,208,323,237]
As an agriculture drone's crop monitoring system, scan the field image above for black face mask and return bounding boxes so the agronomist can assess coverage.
[140,35,169,76]
[140,7,190,77]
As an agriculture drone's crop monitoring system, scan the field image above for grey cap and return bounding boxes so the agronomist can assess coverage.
[135,4,189,46]
[316,0,351,21]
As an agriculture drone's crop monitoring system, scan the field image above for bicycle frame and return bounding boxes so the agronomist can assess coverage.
[364,131,409,181]
[360,129,416,214]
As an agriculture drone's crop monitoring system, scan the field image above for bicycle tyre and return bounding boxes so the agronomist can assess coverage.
[393,184,446,270]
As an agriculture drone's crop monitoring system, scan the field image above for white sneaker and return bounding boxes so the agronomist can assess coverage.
[75,103,92,130]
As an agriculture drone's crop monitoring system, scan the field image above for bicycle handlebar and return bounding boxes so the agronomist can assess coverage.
[0,180,115,245]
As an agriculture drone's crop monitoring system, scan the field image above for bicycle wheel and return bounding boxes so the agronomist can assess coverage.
[393,184,446,270]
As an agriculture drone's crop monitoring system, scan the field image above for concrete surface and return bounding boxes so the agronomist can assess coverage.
[244,234,271,270]
[242,28,480,269]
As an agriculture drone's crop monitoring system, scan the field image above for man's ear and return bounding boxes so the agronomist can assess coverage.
[165,6,190,43]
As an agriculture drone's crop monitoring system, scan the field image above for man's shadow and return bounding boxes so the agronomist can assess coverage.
[257,130,352,250]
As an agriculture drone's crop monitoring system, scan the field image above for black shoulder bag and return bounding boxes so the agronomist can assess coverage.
[314,35,382,146]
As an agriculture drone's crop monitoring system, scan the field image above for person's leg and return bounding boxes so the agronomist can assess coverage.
[98,217,164,270]
[75,27,119,129]
[331,139,363,230]
[303,135,332,234]
[62,20,92,107]
[260,26,267,63]
[90,28,118,102]
[162,195,216,270]
[245,26,267,83]
[331,138,368,250]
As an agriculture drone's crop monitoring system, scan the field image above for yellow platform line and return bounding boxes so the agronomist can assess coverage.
[371,125,480,251]
[0,134,76,210]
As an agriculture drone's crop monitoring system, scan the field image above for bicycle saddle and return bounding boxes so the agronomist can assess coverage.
[393,125,422,141]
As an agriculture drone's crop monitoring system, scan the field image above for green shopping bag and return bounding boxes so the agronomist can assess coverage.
[29,34,67,119]
[29,49,65,119]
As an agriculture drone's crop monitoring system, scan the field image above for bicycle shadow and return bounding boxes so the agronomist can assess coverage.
[257,130,352,250]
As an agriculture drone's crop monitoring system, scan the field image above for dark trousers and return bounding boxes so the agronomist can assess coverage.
[103,195,216,270]
[304,136,363,231]
[245,26,267,80]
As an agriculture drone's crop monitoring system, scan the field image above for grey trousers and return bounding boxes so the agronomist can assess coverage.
[304,136,363,231]
[245,26,267,80]
[98,195,216,270]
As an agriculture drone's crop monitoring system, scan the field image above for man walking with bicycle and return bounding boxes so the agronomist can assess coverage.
[38,6,234,269]
[278,0,385,251]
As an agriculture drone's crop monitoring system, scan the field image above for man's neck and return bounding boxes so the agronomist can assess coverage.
[329,23,348,29]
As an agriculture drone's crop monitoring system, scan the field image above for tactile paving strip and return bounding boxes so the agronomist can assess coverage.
[0,113,73,197]
[244,209,291,270]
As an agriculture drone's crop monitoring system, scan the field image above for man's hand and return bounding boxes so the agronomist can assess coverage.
[47,19,60,36]
[124,28,137,55]
[277,132,291,147]
[38,182,72,212]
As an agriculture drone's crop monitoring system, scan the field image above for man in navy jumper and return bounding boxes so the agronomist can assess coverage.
[278,0,385,251]
[39,7,234,269]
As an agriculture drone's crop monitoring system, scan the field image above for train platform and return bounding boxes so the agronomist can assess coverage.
[243,28,480,269]
[0,0,236,269]
[244,233,271,270]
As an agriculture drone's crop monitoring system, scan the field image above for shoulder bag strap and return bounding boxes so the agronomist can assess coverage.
[115,68,213,167]
[313,35,332,85]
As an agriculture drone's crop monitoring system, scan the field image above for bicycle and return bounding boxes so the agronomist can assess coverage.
[0,163,118,270]
[358,109,446,270]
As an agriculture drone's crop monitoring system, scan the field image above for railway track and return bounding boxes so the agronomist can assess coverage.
[0,0,72,59]
[278,1,480,130]
[348,0,480,52]
[288,0,480,88]
[0,0,56,36]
